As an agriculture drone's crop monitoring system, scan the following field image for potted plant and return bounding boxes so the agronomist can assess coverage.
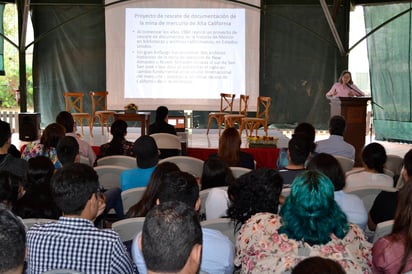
[124,103,138,114]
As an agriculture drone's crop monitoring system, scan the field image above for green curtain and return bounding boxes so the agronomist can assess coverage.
[364,3,412,142]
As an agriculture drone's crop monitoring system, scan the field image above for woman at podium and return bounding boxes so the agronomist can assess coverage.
[326,70,365,97]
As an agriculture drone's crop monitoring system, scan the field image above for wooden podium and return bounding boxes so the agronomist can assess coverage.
[329,97,371,166]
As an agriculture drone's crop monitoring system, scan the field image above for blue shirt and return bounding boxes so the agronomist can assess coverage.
[120,166,156,191]
[334,190,368,230]
[132,228,235,274]
[315,135,356,161]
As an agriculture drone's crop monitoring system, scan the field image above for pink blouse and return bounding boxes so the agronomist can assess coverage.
[372,234,412,273]
[326,82,365,97]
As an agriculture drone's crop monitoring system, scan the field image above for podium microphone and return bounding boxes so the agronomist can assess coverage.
[346,84,363,96]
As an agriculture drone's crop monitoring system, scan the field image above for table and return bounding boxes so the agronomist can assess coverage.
[113,112,151,136]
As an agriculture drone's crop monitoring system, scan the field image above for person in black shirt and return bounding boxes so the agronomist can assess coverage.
[148,106,176,135]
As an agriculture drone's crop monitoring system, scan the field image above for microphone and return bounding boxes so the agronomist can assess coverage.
[346,84,363,96]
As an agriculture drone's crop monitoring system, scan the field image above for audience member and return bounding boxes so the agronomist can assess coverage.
[230,170,371,273]
[26,163,135,273]
[277,122,316,168]
[368,148,412,231]
[148,106,176,135]
[209,127,254,169]
[56,135,124,220]
[291,257,345,274]
[0,171,21,210]
[121,135,159,191]
[372,177,412,273]
[132,170,235,274]
[22,122,65,168]
[0,209,26,274]
[141,201,202,274]
[56,111,96,166]
[315,115,356,160]
[12,156,61,219]
[307,153,367,230]
[201,157,235,220]
[126,162,180,218]
[345,142,393,189]
[277,133,311,187]
[96,119,135,162]
[0,121,28,184]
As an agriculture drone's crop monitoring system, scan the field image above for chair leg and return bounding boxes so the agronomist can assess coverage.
[206,116,213,134]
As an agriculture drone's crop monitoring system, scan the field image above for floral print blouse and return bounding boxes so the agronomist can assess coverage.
[235,213,372,274]
[22,143,62,169]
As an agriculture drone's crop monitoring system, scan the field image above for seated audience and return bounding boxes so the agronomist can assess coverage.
[372,177,412,273]
[201,157,235,220]
[141,201,202,274]
[121,135,159,191]
[346,142,393,189]
[96,119,135,162]
[292,257,345,274]
[0,121,28,184]
[315,115,356,160]
[148,106,176,135]
[57,136,124,220]
[0,209,26,274]
[229,170,371,273]
[209,127,254,169]
[277,122,316,168]
[56,111,96,166]
[126,162,180,218]
[22,122,65,168]
[132,170,235,274]
[307,153,367,230]
[277,133,311,187]
[368,148,412,231]
[12,156,61,219]
[0,171,21,210]
[26,163,135,273]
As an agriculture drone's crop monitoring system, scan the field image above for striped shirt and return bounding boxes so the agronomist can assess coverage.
[26,217,136,274]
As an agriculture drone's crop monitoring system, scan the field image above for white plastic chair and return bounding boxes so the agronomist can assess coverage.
[150,133,182,150]
[229,166,251,179]
[333,155,355,173]
[199,186,228,220]
[121,187,146,214]
[385,154,404,176]
[112,217,145,242]
[96,155,136,169]
[94,165,127,189]
[201,218,236,244]
[373,219,394,243]
[159,156,204,178]
[344,186,397,212]
[23,218,57,230]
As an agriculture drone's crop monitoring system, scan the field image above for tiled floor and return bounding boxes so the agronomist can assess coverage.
[13,126,412,159]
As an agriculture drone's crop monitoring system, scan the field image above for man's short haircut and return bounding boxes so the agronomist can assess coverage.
[50,163,99,215]
[0,121,11,147]
[0,209,26,273]
[157,170,199,208]
[292,256,345,274]
[142,201,202,273]
[110,119,128,138]
[155,106,169,123]
[329,115,346,136]
[56,111,75,133]
[133,135,159,168]
[288,133,312,165]
[56,136,80,166]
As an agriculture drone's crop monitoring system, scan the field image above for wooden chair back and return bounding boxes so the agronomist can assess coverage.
[219,93,236,112]
[64,92,86,113]
[256,96,271,120]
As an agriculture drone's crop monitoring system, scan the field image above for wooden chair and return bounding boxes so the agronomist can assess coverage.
[90,91,115,135]
[112,217,145,242]
[96,155,137,169]
[64,92,93,137]
[224,94,249,128]
[206,93,235,135]
[121,187,146,214]
[240,96,271,137]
